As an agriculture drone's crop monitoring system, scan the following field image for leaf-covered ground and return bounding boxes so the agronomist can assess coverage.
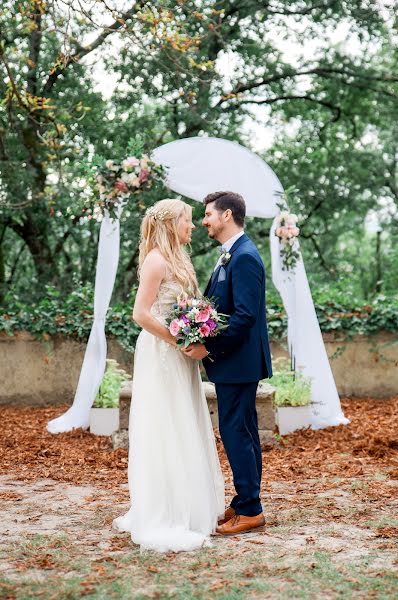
[0,398,397,599]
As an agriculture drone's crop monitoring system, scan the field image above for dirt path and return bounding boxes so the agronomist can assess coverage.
[1,473,397,599]
[0,399,397,599]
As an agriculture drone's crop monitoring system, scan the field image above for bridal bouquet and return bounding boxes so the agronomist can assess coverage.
[166,297,228,348]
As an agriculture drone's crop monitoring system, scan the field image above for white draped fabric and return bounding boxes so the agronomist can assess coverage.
[270,222,349,428]
[153,137,349,429]
[152,137,283,217]
[47,210,121,433]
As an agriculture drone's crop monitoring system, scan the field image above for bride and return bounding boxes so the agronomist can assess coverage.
[113,199,225,552]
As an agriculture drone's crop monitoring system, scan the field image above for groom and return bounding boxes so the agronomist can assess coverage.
[184,191,273,535]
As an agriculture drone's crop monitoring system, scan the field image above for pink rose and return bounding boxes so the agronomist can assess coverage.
[122,156,140,170]
[169,319,181,336]
[199,323,211,337]
[114,180,128,193]
[195,308,211,323]
[139,168,150,183]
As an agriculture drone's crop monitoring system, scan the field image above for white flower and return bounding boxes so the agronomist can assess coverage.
[286,214,298,225]
[132,176,140,187]
[220,251,231,266]
[105,159,114,169]
[93,206,103,222]
[191,299,199,307]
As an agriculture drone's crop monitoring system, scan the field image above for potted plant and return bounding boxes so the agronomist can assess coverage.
[90,359,131,436]
[271,358,312,435]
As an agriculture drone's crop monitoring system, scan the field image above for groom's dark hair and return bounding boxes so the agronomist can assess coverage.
[203,191,246,227]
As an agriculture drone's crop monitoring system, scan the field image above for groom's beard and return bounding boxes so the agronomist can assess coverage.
[205,224,223,241]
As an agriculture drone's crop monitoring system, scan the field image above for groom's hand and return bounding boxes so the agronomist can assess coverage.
[182,343,209,360]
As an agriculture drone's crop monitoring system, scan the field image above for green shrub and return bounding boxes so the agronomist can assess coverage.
[270,358,312,407]
[93,359,131,408]
[1,285,397,349]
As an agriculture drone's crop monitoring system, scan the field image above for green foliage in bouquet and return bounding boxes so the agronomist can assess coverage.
[271,358,312,408]
[93,359,131,409]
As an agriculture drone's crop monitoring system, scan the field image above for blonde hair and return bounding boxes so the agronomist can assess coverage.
[138,199,199,297]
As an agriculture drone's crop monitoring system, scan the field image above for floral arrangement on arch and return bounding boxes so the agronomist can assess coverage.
[86,139,166,221]
[274,188,301,273]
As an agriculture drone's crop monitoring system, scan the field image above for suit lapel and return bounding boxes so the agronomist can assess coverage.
[204,234,249,298]
[206,265,222,298]
[228,232,249,254]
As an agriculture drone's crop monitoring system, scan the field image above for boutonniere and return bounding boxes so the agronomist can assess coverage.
[220,251,231,266]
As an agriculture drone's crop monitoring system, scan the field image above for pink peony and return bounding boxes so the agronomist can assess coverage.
[199,323,211,337]
[114,180,128,193]
[169,319,181,336]
[195,308,211,323]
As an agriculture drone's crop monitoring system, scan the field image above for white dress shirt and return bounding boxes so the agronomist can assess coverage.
[213,230,244,271]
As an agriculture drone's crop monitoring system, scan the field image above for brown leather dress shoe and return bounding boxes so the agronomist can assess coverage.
[217,506,236,526]
[216,513,265,535]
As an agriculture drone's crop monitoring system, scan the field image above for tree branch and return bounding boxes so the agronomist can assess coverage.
[267,0,339,16]
[42,4,141,95]
[26,4,43,96]
[224,94,342,121]
[301,199,325,225]
[301,232,335,274]
[217,66,398,105]
[6,242,27,287]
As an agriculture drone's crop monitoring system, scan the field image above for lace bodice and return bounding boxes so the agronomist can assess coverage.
[150,279,185,323]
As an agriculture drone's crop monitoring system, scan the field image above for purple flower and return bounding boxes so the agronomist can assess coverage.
[207,319,217,331]
[181,314,190,324]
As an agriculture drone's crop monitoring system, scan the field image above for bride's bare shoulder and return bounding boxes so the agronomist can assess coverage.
[141,249,167,276]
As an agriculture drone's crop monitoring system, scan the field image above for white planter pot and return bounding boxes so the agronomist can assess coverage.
[276,405,312,435]
[90,408,119,436]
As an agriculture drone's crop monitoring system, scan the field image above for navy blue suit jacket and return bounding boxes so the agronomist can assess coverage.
[203,233,273,384]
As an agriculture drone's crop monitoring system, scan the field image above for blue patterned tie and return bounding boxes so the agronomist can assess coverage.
[211,246,225,283]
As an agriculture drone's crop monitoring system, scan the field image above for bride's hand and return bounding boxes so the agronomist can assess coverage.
[182,343,209,360]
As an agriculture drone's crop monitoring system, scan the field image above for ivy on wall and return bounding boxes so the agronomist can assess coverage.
[1,287,397,354]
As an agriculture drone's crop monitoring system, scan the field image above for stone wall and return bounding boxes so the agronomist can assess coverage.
[0,332,132,406]
[1,330,397,406]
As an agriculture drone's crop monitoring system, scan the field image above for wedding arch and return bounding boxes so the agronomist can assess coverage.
[47,137,348,434]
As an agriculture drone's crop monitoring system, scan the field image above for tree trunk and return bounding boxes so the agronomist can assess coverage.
[9,205,58,287]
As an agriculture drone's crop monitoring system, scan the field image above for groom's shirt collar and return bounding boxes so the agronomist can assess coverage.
[213,230,245,272]
[221,230,244,252]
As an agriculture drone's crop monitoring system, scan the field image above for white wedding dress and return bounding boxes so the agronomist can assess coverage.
[113,279,225,552]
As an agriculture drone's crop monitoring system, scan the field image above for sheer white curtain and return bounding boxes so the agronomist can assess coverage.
[47,210,122,433]
[270,221,349,428]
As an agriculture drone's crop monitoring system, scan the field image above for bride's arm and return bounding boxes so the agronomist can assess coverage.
[132,252,177,346]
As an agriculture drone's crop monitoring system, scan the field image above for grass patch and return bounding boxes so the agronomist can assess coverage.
[2,545,398,600]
